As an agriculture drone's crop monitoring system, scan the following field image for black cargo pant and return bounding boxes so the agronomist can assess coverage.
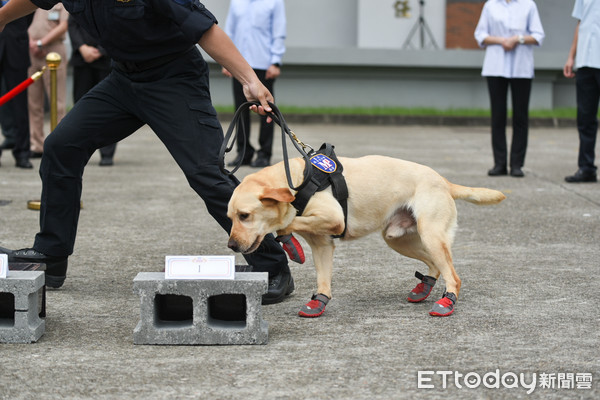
[33,48,287,277]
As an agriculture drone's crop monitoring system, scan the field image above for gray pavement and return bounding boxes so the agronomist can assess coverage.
[0,120,598,399]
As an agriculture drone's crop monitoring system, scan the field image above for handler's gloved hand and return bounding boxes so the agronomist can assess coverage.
[275,234,305,264]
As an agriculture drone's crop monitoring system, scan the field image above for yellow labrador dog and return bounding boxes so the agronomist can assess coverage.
[227,155,505,317]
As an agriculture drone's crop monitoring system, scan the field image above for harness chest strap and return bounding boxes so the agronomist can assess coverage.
[291,143,349,238]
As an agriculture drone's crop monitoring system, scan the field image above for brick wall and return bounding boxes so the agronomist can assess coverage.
[446,0,486,49]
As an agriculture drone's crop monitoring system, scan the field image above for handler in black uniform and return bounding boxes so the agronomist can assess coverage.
[0,0,294,304]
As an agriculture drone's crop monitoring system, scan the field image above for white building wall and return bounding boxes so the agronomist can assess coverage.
[201,1,578,110]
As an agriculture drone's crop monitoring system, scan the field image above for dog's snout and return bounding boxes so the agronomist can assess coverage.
[228,238,240,252]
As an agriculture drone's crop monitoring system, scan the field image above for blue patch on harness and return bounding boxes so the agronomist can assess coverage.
[173,0,192,5]
[310,154,337,173]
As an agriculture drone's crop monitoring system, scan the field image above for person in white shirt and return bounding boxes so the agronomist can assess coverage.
[222,0,286,168]
[475,0,544,177]
[563,0,600,183]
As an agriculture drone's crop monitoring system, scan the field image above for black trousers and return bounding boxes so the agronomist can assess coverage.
[575,67,600,174]
[232,69,275,160]
[486,77,532,169]
[33,49,287,276]
[0,54,30,160]
[73,64,116,159]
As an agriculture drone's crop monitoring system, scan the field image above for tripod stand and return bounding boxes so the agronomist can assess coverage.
[402,0,439,50]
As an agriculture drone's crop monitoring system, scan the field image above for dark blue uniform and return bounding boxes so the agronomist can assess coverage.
[29,0,288,276]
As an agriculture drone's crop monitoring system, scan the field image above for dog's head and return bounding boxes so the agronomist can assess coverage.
[227,175,297,254]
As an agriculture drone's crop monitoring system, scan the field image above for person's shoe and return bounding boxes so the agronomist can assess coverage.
[0,246,68,288]
[99,157,114,166]
[251,155,270,168]
[488,165,507,176]
[510,167,524,177]
[262,266,294,305]
[15,158,33,169]
[0,139,15,149]
[227,153,253,167]
[565,169,597,183]
[30,151,43,159]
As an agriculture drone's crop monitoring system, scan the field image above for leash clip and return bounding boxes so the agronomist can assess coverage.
[289,129,313,154]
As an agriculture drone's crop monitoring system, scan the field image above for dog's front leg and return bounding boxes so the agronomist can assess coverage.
[297,234,335,318]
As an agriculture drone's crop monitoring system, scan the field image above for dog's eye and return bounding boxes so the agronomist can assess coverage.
[238,212,250,221]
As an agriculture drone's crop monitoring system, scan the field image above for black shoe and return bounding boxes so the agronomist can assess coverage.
[565,169,597,183]
[15,158,33,169]
[488,165,507,176]
[262,266,295,305]
[30,151,43,159]
[227,153,253,167]
[510,167,524,177]
[0,246,68,288]
[251,155,270,168]
[99,157,114,166]
[0,139,15,149]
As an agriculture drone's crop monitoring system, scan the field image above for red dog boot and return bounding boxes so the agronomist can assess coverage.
[275,234,305,264]
[429,292,457,317]
[407,271,437,303]
[298,293,330,318]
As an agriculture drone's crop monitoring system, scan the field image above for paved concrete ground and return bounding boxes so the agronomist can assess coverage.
[0,120,598,400]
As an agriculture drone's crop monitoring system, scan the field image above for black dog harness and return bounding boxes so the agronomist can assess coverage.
[292,143,349,239]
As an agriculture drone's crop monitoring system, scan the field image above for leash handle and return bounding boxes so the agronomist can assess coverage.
[219,101,253,176]
[219,101,314,192]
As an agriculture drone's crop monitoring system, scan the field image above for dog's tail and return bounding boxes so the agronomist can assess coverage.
[448,182,506,205]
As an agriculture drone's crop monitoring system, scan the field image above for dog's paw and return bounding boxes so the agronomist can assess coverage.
[429,292,457,317]
[276,234,306,264]
[407,271,436,303]
[298,293,330,318]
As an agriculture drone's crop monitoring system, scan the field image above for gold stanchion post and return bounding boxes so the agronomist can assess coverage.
[45,52,62,131]
[28,53,80,211]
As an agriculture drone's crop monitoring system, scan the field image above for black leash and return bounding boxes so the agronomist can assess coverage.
[219,101,314,191]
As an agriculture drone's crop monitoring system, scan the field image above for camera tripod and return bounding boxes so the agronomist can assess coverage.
[402,0,439,50]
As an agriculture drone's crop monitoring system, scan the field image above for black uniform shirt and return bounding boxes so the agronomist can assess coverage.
[30,0,217,63]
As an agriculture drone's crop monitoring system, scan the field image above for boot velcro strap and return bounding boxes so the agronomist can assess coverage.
[443,291,457,305]
[312,293,330,305]
[414,271,437,286]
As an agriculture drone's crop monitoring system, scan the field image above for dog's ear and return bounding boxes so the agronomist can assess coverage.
[259,187,295,204]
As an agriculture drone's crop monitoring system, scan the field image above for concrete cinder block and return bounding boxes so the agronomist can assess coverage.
[0,271,45,343]
[133,272,269,345]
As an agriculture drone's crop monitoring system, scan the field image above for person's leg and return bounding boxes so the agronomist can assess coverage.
[0,77,17,149]
[486,76,509,173]
[34,72,144,257]
[28,59,46,154]
[4,62,31,164]
[254,69,275,165]
[509,78,532,173]
[74,65,117,164]
[575,67,600,174]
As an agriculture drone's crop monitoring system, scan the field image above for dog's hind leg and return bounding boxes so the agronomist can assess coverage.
[414,217,461,317]
[383,233,440,302]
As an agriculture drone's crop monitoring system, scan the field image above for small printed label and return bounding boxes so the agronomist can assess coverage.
[0,254,7,279]
[165,255,235,280]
